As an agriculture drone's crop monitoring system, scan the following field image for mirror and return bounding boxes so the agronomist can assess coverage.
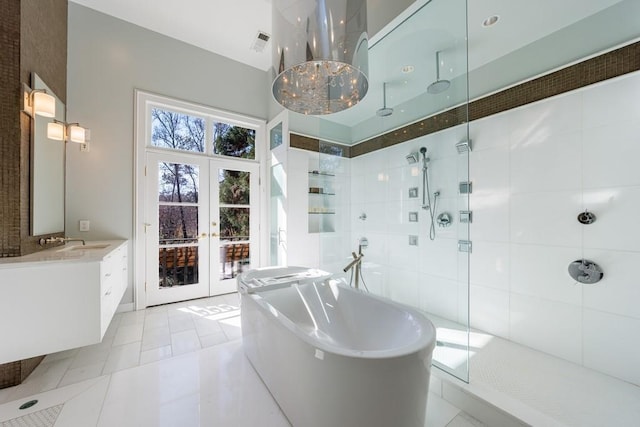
[31,73,65,236]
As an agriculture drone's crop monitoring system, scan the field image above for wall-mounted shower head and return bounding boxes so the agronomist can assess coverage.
[455,139,472,153]
[376,82,394,117]
[406,152,419,164]
[427,51,450,95]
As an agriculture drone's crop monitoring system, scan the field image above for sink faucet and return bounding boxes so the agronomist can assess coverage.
[38,237,86,246]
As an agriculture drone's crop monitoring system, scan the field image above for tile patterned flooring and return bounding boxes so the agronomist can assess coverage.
[0,294,483,427]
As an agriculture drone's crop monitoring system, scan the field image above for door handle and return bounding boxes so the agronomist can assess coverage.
[199,233,208,239]
[211,232,219,237]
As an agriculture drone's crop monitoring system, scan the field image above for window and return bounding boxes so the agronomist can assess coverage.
[148,103,259,160]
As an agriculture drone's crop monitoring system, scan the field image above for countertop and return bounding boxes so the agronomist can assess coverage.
[0,240,127,268]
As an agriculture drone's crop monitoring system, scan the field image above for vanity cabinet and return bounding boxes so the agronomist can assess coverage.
[0,240,128,364]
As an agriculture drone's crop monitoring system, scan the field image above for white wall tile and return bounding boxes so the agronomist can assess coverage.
[387,267,419,307]
[388,232,420,270]
[510,131,582,194]
[582,249,640,319]
[509,294,582,364]
[419,274,459,322]
[583,186,640,252]
[356,231,388,267]
[387,165,421,202]
[583,309,640,386]
[509,92,582,146]
[470,285,510,338]
[469,240,509,291]
[469,192,510,242]
[362,170,389,203]
[509,244,582,305]
[420,237,460,280]
[582,121,640,189]
[470,146,509,195]
[510,191,582,247]
[360,201,389,234]
[469,112,509,152]
[582,73,640,129]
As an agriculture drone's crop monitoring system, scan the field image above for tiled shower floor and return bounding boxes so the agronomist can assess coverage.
[0,294,482,427]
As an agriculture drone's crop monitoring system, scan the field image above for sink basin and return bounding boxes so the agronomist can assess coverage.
[59,244,109,251]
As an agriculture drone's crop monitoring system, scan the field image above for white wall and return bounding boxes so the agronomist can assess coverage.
[468,71,640,386]
[348,124,470,323]
[322,70,640,386]
[66,4,269,304]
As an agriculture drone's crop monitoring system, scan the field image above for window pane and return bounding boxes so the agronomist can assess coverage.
[159,162,199,203]
[220,243,249,280]
[151,108,205,153]
[270,122,283,150]
[219,169,249,205]
[159,246,199,287]
[212,122,255,159]
[220,207,249,240]
[159,206,198,245]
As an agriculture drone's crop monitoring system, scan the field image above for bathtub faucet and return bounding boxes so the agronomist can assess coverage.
[343,251,364,290]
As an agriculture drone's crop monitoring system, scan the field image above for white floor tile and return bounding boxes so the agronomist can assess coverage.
[170,329,201,356]
[139,345,173,365]
[426,392,461,427]
[102,342,141,375]
[112,323,144,346]
[58,362,105,387]
[143,311,169,330]
[199,331,228,348]
[141,325,171,351]
[168,315,196,333]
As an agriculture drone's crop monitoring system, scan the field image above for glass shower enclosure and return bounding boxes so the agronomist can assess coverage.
[316,0,471,382]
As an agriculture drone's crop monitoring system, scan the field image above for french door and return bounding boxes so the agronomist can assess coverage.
[145,151,259,306]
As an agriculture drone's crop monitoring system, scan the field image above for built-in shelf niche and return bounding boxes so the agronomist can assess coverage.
[308,171,335,233]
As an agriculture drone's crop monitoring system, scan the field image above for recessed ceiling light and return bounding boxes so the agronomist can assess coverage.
[401,65,415,74]
[482,15,499,27]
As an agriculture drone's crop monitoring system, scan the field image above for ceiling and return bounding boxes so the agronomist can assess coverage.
[70,0,636,142]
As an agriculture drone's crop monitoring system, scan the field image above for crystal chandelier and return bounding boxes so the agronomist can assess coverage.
[272,0,369,115]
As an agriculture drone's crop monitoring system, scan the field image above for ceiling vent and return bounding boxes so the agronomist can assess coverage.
[251,31,270,52]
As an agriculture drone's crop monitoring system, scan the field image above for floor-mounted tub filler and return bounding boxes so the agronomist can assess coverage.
[238,266,437,427]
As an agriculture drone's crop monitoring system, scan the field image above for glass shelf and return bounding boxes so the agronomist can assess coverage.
[308,192,335,196]
[308,211,336,215]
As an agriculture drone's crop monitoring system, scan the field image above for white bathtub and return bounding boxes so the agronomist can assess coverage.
[238,267,436,427]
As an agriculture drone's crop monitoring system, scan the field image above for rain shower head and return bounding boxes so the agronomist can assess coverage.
[376,82,394,117]
[455,139,472,153]
[427,51,450,95]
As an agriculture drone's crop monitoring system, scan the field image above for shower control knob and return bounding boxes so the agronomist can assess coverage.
[568,259,603,284]
[577,210,596,225]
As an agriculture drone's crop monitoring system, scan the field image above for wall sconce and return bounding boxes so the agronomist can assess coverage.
[47,119,88,143]
[23,85,56,118]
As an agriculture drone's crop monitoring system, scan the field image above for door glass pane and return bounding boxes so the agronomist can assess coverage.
[151,108,205,153]
[158,161,201,288]
[212,122,256,159]
[218,167,251,280]
[219,169,249,205]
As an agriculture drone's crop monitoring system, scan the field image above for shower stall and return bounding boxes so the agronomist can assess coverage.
[312,0,471,382]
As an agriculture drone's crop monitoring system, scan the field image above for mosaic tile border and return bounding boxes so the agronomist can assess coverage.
[291,41,640,158]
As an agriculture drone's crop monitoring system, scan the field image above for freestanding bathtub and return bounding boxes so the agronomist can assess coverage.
[238,266,437,427]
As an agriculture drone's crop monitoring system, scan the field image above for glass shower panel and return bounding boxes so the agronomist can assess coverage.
[316,0,470,382]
